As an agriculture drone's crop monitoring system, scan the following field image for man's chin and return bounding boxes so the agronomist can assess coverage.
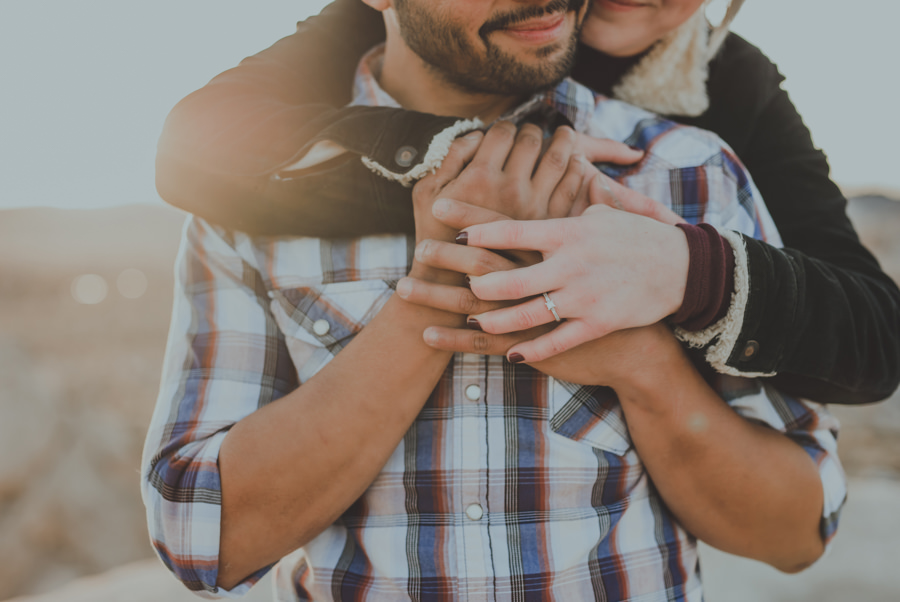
[491,31,576,62]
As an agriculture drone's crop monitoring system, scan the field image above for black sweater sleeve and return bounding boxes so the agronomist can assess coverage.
[155,5,900,403]
[155,0,455,236]
[682,34,900,402]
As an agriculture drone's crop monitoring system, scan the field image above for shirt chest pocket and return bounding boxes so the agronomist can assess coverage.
[548,378,632,456]
[269,279,394,382]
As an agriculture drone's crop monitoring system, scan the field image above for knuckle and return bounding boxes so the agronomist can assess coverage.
[548,338,568,356]
[492,121,517,138]
[513,306,537,329]
[463,163,491,184]
[517,125,543,147]
[417,239,436,261]
[507,220,527,248]
[520,123,542,137]
[472,332,493,353]
[505,276,527,300]
[473,253,496,276]
[554,126,576,142]
[413,178,439,202]
[543,149,569,171]
[458,290,480,314]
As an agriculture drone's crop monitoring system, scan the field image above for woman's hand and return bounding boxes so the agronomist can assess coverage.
[397,250,676,388]
[586,169,687,226]
[456,204,691,363]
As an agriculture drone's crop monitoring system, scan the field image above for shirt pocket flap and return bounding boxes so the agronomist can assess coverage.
[548,379,631,456]
[269,280,393,352]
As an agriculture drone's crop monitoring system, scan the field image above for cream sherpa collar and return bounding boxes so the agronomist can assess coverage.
[612,0,746,117]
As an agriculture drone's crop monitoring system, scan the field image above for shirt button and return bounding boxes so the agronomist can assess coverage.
[465,503,484,521]
[465,384,481,401]
[740,340,760,361]
[312,319,331,336]
[394,146,418,168]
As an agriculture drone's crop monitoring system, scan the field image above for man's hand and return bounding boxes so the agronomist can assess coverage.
[412,122,643,233]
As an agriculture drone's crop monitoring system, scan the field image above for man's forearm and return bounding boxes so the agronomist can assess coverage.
[609,328,825,572]
[216,265,461,589]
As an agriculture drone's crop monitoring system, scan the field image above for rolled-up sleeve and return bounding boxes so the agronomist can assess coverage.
[720,375,847,546]
[140,217,298,597]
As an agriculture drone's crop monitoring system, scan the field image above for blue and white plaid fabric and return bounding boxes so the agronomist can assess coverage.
[142,46,846,601]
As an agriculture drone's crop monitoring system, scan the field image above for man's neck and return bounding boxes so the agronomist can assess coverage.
[377,40,524,124]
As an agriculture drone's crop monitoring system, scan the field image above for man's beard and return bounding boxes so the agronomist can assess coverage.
[395,0,587,97]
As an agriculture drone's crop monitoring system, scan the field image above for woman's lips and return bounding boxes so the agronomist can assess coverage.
[502,13,567,44]
[595,0,652,12]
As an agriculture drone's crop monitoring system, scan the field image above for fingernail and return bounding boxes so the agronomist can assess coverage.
[464,130,482,140]
[629,145,644,153]
[467,317,482,331]
[396,278,412,298]
[464,275,471,288]
[433,198,451,218]
[423,327,439,345]
[455,231,468,245]
[508,352,525,364]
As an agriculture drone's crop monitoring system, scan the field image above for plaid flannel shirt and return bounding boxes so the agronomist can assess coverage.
[142,48,846,601]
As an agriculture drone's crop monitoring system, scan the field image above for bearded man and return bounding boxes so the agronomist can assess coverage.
[142,1,845,600]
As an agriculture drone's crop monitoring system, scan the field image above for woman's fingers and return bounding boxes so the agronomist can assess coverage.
[468,261,564,302]
[469,292,561,334]
[396,277,505,316]
[415,239,519,275]
[575,134,644,165]
[431,198,512,231]
[589,173,686,226]
[507,320,601,364]
[460,218,567,253]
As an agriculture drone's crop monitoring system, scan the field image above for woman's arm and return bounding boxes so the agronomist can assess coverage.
[158,5,900,404]
[156,0,455,236]
[681,34,900,402]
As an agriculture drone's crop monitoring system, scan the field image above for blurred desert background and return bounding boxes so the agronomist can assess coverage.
[3,0,900,600]
[0,193,897,602]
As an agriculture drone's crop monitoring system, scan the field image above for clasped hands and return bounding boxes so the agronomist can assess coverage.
[405,121,692,387]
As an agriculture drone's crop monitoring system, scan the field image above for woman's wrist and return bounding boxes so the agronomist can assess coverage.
[672,223,735,330]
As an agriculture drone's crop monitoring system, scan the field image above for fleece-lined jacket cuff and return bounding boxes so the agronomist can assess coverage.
[674,228,775,378]
[277,107,470,185]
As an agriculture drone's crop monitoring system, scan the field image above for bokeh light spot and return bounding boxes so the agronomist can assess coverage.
[117,268,148,299]
[71,274,109,305]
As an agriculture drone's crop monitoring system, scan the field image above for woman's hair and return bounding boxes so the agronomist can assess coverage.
[612,0,746,117]
[709,0,746,57]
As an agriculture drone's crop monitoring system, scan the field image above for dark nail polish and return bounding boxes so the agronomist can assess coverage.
[455,231,468,245]
[467,317,482,331]
[464,275,471,287]
[508,353,525,364]
[629,145,643,152]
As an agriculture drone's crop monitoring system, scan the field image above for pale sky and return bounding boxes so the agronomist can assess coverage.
[1,0,897,210]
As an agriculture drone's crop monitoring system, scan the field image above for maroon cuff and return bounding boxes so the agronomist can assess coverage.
[672,223,735,331]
